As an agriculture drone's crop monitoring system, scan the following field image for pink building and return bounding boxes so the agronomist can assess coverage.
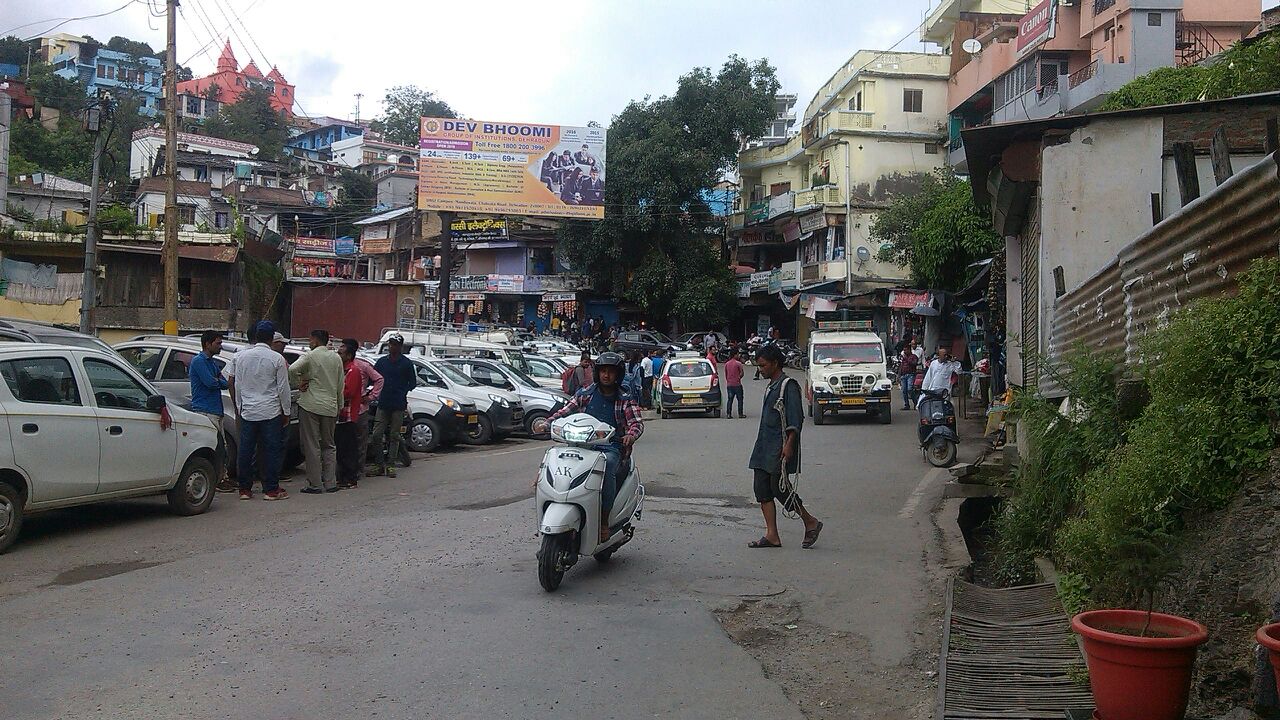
[176,41,295,118]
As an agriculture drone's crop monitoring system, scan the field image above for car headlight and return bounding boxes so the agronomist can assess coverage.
[488,393,510,407]
[863,374,877,387]
[441,398,460,410]
[875,379,893,391]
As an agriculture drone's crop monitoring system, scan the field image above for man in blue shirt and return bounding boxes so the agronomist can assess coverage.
[369,334,416,477]
[189,330,231,490]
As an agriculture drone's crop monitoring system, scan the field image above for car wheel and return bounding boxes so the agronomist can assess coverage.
[167,456,216,516]
[879,406,893,425]
[814,405,826,426]
[407,417,441,453]
[524,410,549,436]
[465,414,495,445]
[711,408,721,418]
[224,434,238,479]
[661,410,671,420]
[0,481,25,554]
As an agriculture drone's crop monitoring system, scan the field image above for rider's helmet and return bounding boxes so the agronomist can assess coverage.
[593,351,626,385]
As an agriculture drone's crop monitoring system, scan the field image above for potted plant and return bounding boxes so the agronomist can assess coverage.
[1070,529,1208,720]
[1255,624,1280,693]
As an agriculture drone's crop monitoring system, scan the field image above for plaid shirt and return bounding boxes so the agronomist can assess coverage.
[549,384,645,442]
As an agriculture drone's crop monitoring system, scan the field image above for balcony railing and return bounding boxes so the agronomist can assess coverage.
[1093,0,1116,14]
[794,185,843,208]
[1068,60,1099,90]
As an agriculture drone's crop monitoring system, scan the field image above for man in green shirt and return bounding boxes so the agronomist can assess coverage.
[290,329,345,494]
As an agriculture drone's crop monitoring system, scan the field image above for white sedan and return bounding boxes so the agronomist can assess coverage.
[0,343,221,553]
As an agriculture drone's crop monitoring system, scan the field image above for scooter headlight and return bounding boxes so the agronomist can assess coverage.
[560,424,595,443]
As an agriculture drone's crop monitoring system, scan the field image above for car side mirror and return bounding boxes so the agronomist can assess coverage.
[146,394,168,412]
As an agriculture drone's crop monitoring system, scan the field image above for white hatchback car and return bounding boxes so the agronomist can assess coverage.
[0,343,221,553]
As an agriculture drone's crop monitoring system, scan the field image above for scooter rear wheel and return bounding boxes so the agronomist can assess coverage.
[927,437,958,467]
[538,533,571,591]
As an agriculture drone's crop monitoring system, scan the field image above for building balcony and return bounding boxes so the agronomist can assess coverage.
[1062,60,1137,113]
[794,185,843,209]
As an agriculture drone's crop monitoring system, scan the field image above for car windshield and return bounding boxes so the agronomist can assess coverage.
[506,351,531,374]
[813,343,883,365]
[431,361,480,386]
[503,363,541,389]
[651,332,673,344]
[668,361,712,377]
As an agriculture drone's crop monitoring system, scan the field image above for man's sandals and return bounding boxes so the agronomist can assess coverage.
[747,521,824,550]
[748,537,781,549]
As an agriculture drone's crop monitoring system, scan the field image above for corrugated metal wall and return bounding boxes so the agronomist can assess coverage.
[1044,152,1280,390]
[1020,196,1041,392]
[290,283,398,344]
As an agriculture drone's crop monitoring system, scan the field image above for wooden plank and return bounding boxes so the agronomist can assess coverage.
[1171,142,1200,206]
[1210,126,1234,185]
[937,577,955,720]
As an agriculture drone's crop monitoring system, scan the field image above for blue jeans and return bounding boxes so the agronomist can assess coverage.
[598,443,622,513]
[238,416,283,493]
[901,374,917,408]
[726,385,744,416]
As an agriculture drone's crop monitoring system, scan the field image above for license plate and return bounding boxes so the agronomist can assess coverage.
[466,414,479,424]
[681,397,701,405]
[841,397,866,406]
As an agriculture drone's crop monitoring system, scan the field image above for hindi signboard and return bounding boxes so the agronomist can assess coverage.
[418,118,607,219]
[798,211,826,235]
[450,217,509,241]
[292,236,334,253]
[361,238,392,254]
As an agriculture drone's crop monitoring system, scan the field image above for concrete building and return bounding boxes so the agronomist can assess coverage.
[743,93,799,150]
[176,41,295,118]
[285,118,365,161]
[129,128,257,180]
[730,50,950,340]
[375,169,418,209]
[7,173,92,224]
[330,135,419,174]
[926,0,1261,171]
[50,45,163,115]
[963,92,1280,389]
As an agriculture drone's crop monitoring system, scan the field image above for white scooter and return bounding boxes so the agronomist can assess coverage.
[533,413,644,592]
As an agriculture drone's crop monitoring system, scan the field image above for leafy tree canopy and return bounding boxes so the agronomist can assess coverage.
[0,36,33,68]
[333,170,378,239]
[871,169,1001,291]
[371,85,456,146]
[105,36,158,59]
[203,85,290,159]
[1099,33,1280,111]
[558,55,779,327]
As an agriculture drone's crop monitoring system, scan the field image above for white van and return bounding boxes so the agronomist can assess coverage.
[805,323,894,425]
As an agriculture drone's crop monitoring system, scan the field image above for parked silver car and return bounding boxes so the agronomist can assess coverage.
[442,357,567,435]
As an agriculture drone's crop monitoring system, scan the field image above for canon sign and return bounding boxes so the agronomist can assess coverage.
[1017,0,1057,54]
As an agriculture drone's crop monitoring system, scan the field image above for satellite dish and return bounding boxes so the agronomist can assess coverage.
[962,38,983,55]
[856,246,872,262]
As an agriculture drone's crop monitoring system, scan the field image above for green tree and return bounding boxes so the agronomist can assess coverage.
[370,85,456,146]
[0,36,33,68]
[203,85,290,159]
[558,55,778,327]
[871,169,1001,291]
[1099,33,1280,111]
[105,36,158,59]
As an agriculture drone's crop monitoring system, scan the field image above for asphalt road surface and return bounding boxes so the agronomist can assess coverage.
[1,378,951,720]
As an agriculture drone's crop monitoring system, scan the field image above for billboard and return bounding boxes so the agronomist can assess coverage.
[1017,0,1057,56]
[418,118,607,219]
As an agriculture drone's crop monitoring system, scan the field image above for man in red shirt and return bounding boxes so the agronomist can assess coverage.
[336,340,365,489]
[723,348,746,418]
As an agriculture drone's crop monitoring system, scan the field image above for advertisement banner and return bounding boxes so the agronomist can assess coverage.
[453,275,489,291]
[779,261,801,290]
[798,211,826,235]
[737,280,752,299]
[335,238,356,256]
[782,220,802,243]
[745,200,770,224]
[768,192,794,219]
[486,274,525,293]
[749,271,771,291]
[293,236,334,252]
[450,217,509,241]
[418,117,607,220]
[1017,0,1056,55]
[768,269,781,294]
[361,238,392,254]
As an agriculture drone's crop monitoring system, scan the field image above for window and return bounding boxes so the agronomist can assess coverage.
[924,143,939,155]
[1,357,81,405]
[668,362,712,378]
[194,164,209,181]
[186,96,202,115]
[97,65,106,78]
[214,211,229,229]
[160,351,196,380]
[282,88,289,97]
[1148,12,1162,25]
[177,205,196,225]
[848,90,863,112]
[416,364,444,388]
[235,77,242,86]
[106,65,116,80]
[469,364,505,388]
[903,88,923,113]
[84,359,151,410]
[118,347,164,379]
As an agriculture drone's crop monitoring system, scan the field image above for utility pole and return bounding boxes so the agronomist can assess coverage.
[438,211,454,324]
[80,96,112,334]
[0,89,10,214]
[354,93,363,124]
[162,0,180,335]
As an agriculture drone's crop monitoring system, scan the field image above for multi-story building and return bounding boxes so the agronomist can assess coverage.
[329,135,419,174]
[285,118,366,161]
[925,0,1260,171]
[730,50,950,341]
[50,44,163,115]
[176,41,295,118]
[743,93,799,150]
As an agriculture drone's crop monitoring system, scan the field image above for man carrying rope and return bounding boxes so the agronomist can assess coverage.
[747,344,823,549]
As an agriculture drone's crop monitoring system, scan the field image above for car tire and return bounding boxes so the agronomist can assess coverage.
[224,434,238,479]
[524,410,548,436]
[167,456,217,516]
[879,406,893,425]
[712,408,721,418]
[0,481,25,554]
[814,405,826,426]
[407,417,441,453]
[465,414,495,445]
[661,410,671,420]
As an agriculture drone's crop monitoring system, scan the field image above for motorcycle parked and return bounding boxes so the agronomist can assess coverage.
[917,389,959,467]
[533,413,644,592]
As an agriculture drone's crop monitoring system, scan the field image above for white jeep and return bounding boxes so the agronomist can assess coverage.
[806,327,894,425]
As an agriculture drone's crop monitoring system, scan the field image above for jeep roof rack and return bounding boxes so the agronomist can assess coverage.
[815,320,873,331]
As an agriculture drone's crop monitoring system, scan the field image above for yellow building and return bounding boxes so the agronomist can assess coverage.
[731,50,949,341]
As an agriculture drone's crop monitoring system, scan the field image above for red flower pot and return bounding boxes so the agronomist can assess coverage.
[1256,624,1280,692]
[1072,609,1208,720]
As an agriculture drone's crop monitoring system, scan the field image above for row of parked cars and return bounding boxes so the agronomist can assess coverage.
[0,320,581,554]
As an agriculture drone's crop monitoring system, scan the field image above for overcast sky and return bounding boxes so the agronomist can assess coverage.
[4,0,945,127]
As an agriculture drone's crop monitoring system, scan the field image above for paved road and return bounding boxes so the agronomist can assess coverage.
[0,380,949,719]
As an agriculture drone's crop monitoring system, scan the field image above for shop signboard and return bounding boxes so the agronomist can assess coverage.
[782,220,802,243]
[449,217,509,241]
[451,291,485,301]
[292,236,334,253]
[738,231,772,247]
[779,261,800,290]
[486,274,525,293]
[290,256,338,278]
[361,238,392,254]
[768,269,781,294]
[767,192,794,219]
[749,271,771,291]
[745,200,770,224]
[400,297,418,318]
[543,292,576,302]
[334,237,356,256]
[798,211,826,235]
[737,280,751,299]
[418,117,607,220]
[1016,0,1056,56]
[453,275,489,291]
[889,290,932,309]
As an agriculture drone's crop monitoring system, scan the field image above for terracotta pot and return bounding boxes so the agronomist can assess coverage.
[1256,624,1280,692]
[1072,609,1208,720]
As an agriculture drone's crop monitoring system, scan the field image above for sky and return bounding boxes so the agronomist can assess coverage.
[2,0,942,127]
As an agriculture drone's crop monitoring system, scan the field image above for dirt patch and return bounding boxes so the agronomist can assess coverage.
[1162,453,1280,717]
[714,595,932,719]
[43,560,164,587]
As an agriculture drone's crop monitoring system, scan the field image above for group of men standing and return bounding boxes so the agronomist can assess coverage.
[538,144,605,206]
[186,322,419,501]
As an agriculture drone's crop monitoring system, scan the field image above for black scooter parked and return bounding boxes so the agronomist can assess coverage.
[917,389,959,467]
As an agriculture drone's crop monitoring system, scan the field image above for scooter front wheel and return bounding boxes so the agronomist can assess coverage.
[538,533,572,592]
[926,437,958,467]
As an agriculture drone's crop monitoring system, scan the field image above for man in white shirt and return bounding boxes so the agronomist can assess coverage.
[920,346,962,394]
[227,321,292,501]
[639,352,654,409]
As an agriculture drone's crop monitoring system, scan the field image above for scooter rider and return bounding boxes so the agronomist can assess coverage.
[539,352,644,542]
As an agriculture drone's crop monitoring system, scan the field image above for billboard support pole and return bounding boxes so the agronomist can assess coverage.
[438,211,454,323]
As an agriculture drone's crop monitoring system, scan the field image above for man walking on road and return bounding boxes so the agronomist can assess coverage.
[639,350,654,409]
[189,330,232,491]
[370,334,415,478]
[724,348,746,418]
[897,338,920,410]
[227,321,291,501]
[747,345,822,549]
[291,330,344,494]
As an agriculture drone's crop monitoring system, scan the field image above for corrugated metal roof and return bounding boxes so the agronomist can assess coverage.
[353,206,414,226]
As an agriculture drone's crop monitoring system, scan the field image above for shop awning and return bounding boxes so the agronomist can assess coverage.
[99,243,239,263]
